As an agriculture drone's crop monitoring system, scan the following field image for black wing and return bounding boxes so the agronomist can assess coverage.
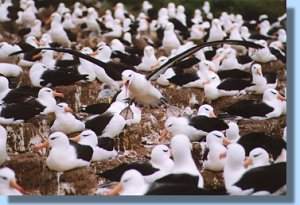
[111,50,141,66]
[218,69,251,80]
[217,79,253,91]
[270,47,286,63]
[173,57,200,72]
[2,86,40,104]
[80,103,110,115]
[97,137,115,151]
[234,162,286,193]
[146,174,227,195]
[40,68,88,86]
[168,73,199,86]
[146,40,263,81]
[169,18,189,39]
[189,116,229,132]
[264,72,278,84]
[69,140,93,162]
[1,98,45,121]
[85,112,114,136]
[10,47,123,81]
[224,100,274,118]
[98,162,158,181]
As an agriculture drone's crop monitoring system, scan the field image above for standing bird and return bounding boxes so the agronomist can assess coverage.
[99,144,173,183]
[50,103,85,135]
[207,19,226,42]
[33,132,93,172]
[162,23,181,53]
[71,129,118,162]
[122,70,166,106]
[164,115,228,141]
[223,88,286,119]
[203,131,229,171]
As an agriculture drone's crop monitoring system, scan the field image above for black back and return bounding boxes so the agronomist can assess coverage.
[147,174,227,195]
[218,69,251,80]
[40,67,88,86]
[85,112,114,136]
[2,86,40,104]
[189,116,229,132]
[217,79,253,91]
[238,132,286,159]
[69,140,93,162]
[168,73,199,86]
[98,162,158,182]
[1,98,45,121]
[97,137,115,151]
[234,162,286,193]
[224,100,274,118]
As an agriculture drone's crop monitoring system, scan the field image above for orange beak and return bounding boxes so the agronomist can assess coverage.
[64,106,74,113]
[53,91,64,98]
[277,94,286,101]
[222,138,231,146]
[107,183,123,196]
[202,80,209,85]
[123,80,130,88]
[244,157,253,168]
[32,53,42,61]
[256,69,262,75]
[10,179,26,195]
[70,135,81,142]
[32,141,49,152]
[219,152,227,159]
[90,51,98,56]
[210,111,217,118]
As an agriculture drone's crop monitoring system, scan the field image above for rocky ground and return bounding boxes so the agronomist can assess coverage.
[1,56,286,195]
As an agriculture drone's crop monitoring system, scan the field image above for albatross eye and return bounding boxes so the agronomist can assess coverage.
[162,149,168,152]
[0,176,7,180]
[50,136,57,141]
[213,134,222,138]
[253,153,261,158]
[204,108,209,111]
[271,91,277,95]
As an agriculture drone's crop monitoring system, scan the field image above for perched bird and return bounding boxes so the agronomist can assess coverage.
[136,46,158,72]
[0,167,25,195]
[50,103,85,134]
[164,114,228,141]
[0,87,63,124]
[71,129,117,162]
[225,121,286,162]
[85,101,127,138]
[145,135,224,195]
[122,70,166,106]
[244,148,270,169]
[33,132,93,172]
[223,88,286,119]
[203,131,229,171]
[107,169,149,196]
[99,144,174,183]
[233,162,286,195]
